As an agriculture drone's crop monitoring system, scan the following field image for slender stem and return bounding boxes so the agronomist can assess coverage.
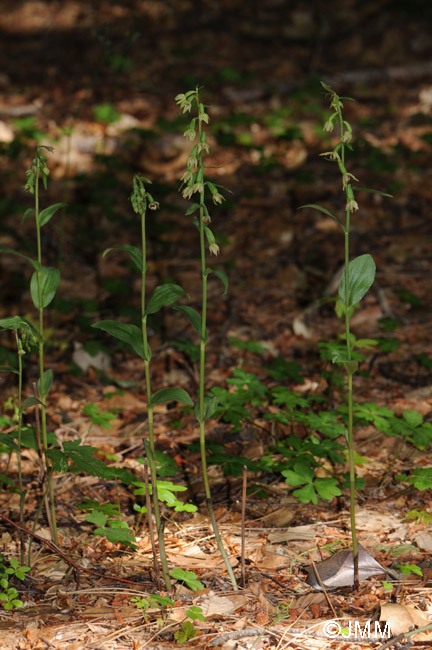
[338,104,358,586]
[16,334,25,563]
[195,105,238,590]
[34,153,57,544]
[140,199,171,590]
[143,458,161,590]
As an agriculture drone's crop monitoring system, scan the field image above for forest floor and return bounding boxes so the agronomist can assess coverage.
[1,1,432,648]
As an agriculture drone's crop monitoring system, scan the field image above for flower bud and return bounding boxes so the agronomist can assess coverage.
[183,128,196,141]
[182,186,194,199]
[212,192,224,205]
[346,198,359,212]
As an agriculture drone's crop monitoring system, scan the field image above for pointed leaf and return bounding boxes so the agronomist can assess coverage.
[37,369,53,398]
[103,245,143,272]
[209,268,228,295]
[150,387,193,406]
[353,187,393,198]
[194,395,219,422]
[0,434,19,451]
[0,249,39,271]
[0,366,19,375]
[22,397,42,409]
[338,254,376,306]
[145,284,185,315]
[299,204,344,229]
[0,316,38,339]
[92,320,147,359]
[21,208,34,224]
[39,203,66,227]
[30,267,60,308]
[185,203,200,216]
[173,305,205,340]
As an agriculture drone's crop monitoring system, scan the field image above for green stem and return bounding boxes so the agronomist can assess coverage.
[338,104,358,585]
[16,334,25,564]
[196,155,237,589]
[141,201,171,590]
[34,154,57,544]
[347,370,357,558]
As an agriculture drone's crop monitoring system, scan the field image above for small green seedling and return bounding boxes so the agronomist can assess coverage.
[397,563,423,577]
[405,509,432,525]
[82,403,116,428]
[169,567,204,591]
[0,555,30,610]
[174,621,198,644]
[76,499,136,548]
[186,605,205,622]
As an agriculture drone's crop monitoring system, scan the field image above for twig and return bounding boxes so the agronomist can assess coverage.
[310,556,338,619]
[240,464,247,587]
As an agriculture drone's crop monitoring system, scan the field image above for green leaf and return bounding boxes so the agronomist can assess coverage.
[209,268,228,295]
[145,284,185,315]
[338,254,376,306]
[0,316,34,334]
[194,395,219,422]
[299,204,344,229]
[21,208,34,224]
[0,249,40,271]
[185,203,200,216]
[150,388,193,406]
[38,202,66,227]
[103,245,143,272]
[352,187,393,198]
[293,483,317,504]
[0,434,19,451]
[0,366,19,375]
[86,511,107,527]
[172,305,205,340]
[92,321,147,360]
[30,267,60,308]
[314,478,342,500]
[402,410,423,428]
[169,568,203,591]
[46,439,137,484]
[19,426,58,450]
[282,469,307,487]
[93,526,137,549]
[37,369,53,398]
[22,397,42,410]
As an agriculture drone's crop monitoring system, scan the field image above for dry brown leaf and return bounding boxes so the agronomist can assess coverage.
[404,605,431,628]
[291,592,326,610]
[200,595,241,618]
[414,530,432,552]
[260,507,295,527]
[380,602,414,635]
